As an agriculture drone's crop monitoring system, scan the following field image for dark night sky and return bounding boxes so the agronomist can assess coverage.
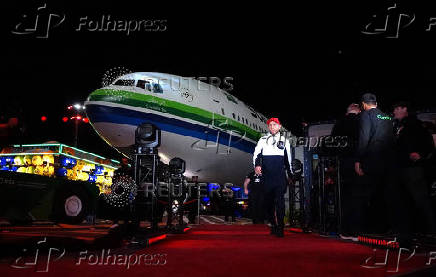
[2,1,436,159]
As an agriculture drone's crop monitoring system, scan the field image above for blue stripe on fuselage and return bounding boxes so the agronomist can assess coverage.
[85,104,256,154]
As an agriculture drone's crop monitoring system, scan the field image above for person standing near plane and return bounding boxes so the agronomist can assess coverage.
[331,103,363,240]
[354,93,395,234]
[253,118,292,237]
[391,101,436,242]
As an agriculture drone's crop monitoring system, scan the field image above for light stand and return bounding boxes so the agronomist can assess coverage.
[167,157,187,233]
[134,123,161,232]
[288,159,307,232]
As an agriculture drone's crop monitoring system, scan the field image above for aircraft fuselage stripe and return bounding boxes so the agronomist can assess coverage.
[85,104,257,154]
[88,89,262,142]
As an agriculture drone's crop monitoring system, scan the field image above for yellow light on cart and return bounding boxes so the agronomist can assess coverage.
[24,155,32,166]
[43,166,55,176]
[26,166,35,174]
[17,167,27,173]
[96,175,104,184]
[76,160,85,170]
[34,165,44,175]
[103,177,112,186]
[78,171,89,181]
[14,156,24,166]
[82,162,94,172]
[32,155,43,166]
[67,169,78,180]
[42,155,54,165]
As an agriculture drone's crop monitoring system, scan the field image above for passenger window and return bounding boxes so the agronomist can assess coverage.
[232,113,235,119]
[152,83,163,93]
[114,79,135,86]
[137,80,150,90]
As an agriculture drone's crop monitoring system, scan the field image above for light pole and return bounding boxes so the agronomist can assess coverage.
[64,103,88,147]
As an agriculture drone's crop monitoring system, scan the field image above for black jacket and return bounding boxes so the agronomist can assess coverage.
[394,115,435,168]
[355,108,394,174]
[331,113,360,159]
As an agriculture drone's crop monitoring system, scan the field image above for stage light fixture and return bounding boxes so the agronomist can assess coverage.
[135,123,161,151]
[169,157,186,175]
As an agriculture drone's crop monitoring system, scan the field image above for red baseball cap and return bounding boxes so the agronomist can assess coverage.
[267,117,281,125]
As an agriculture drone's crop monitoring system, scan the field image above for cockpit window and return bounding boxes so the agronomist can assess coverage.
[137,80,151,91]
[114,79,135,86]
[152,83,163,94]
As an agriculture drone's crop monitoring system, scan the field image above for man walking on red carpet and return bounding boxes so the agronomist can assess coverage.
[253,117,292,237]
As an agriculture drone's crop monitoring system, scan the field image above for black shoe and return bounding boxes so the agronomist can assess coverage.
[276,227,284,237]
[270,226,277,235]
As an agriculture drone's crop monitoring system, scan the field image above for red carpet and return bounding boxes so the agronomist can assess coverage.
[0,224,433,276]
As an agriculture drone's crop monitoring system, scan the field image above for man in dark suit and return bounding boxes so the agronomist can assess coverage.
[331,103,362,240]
[391,101,436,242]
[355,93,395,234]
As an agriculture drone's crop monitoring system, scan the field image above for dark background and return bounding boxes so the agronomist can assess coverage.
[1,0,436,159]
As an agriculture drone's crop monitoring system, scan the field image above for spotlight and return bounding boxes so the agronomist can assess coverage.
[135,123,161,153]
[169,157,185,175]
[74,104,83,110]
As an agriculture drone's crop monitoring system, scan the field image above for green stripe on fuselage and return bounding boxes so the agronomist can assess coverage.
[88,89,262,142]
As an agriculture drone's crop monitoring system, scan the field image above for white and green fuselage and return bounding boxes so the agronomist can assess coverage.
[85,72,287,185]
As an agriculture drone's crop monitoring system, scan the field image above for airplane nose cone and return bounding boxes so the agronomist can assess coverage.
[86,89,110,103]
[84,89,107,124]
[84,88,130,126]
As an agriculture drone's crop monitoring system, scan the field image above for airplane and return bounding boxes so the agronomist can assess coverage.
[84,72,290,185]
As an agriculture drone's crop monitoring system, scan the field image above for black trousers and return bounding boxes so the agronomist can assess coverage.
[387,166,436,237]
[339,157,373,235]
[265,186,285,228]
[341,175,372,235]
[222,200,235,222]
[366,173,391,234]
[249,187,265,223]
